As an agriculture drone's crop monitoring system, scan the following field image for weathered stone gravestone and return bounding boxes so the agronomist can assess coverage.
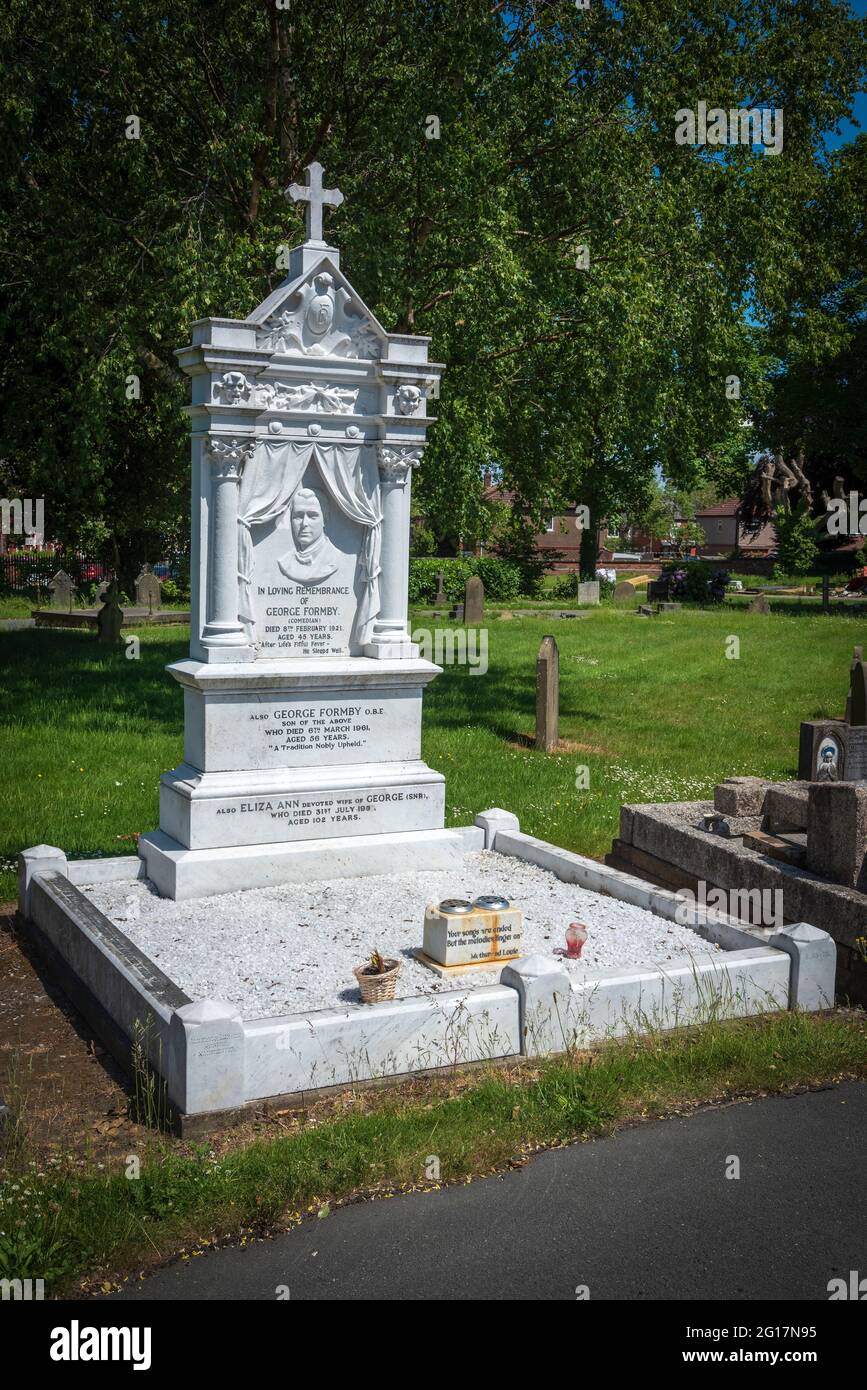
[576,580,599,605]
[49,570,76,610]
[613,580,634,600]
[748,592,770,613]
[433,575,447,619]
[807,782,867,889]
[138,163,450,899]
[96,583,123,644]
[799,646,867,782]
[464,574,484,624]
[845,646,866,726]
[135,564,162,612]
[535,634,559,752]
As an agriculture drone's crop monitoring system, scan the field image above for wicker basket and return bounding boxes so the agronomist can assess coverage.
[353,959,401,1004]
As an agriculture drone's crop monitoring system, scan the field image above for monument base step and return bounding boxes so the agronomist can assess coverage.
[411,947,520,978]
[138,826,477,901]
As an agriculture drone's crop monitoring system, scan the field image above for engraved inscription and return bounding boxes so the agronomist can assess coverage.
[250,702,385,755]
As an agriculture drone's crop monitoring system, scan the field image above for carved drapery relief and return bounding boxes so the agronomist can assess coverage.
[237,439,382,648]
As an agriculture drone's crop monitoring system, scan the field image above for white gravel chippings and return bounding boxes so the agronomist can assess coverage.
[82,850,717,1019]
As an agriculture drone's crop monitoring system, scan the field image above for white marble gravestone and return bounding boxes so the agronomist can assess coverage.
[139,165,457,899]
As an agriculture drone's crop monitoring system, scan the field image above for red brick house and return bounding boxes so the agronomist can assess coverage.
[694,499,776,556]
[465,483,786,572]
[477,477,667,571]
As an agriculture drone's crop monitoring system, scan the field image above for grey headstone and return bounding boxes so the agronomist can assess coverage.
[464,575,484,624]
[48,569,76,610]
[806,781,867,889]
[434,570,447,604]
[576,580,599,605]
[798,720,867,782]
[748,593,770,613]
[135,564,162,611]
[96,584,124,644]
[848,647,866,727]
[535,634,559,752]
[613,581,635,599]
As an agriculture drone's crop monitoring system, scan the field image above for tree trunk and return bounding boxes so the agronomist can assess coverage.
[579,505,599,580]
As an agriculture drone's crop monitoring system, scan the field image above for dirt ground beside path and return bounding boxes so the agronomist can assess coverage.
[0,904,146,1169]
[0,903,474,1173]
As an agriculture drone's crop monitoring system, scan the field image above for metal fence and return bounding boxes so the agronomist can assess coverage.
[0,551,187,598]
[0,550,118,596]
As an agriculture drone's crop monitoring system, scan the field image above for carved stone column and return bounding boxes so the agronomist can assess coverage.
[201,436,256,659]
[364,443,421,659]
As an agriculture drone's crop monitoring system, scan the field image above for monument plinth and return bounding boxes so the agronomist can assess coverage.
[139,164,455,898]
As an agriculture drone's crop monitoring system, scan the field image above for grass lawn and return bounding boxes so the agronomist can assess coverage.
[1,603,866,899]
[2,610,867,1292]
[2,1009,865,1294]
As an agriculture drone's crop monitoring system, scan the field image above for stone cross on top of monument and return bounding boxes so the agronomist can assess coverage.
[286,161,344,246]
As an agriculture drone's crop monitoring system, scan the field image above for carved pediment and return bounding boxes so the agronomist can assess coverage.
[253,267,384,361]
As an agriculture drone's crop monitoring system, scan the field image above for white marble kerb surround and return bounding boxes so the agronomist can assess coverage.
[139,164,450,899]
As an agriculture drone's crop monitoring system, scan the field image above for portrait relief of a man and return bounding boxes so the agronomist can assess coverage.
[277,486,342,586]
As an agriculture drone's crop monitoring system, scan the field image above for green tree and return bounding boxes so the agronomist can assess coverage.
[758,134,867,483]
[1,0,865,581]
[774,503,820,575]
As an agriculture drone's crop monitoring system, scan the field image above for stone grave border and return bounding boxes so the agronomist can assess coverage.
[17,812,834,1133]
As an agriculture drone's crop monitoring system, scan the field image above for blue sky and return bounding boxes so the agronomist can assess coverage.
[824,0,867,148]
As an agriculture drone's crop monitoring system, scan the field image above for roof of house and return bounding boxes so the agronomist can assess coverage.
[694,498,741,518]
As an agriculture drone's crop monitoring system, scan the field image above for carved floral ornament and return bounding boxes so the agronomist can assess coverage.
[377,443,422,484]
[259,380,359,413]
[205,436,257,479]
[213,372,360,415]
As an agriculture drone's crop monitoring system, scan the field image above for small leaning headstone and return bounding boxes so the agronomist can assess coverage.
[748,592,770,613]
[613,580,634,600]
[848,646,866,727]
[464,574,484,624]
[96,583,124,644]
[135,563,162,612]
[49,570,76,611]
[535,634,559,752]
